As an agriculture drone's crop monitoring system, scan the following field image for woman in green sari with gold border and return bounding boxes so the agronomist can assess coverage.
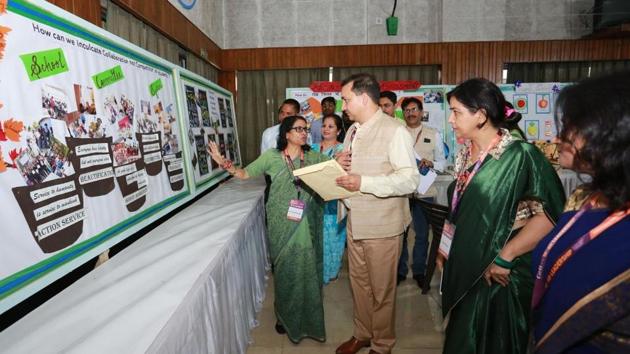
[208,115,328,343]
[438,79,566,354]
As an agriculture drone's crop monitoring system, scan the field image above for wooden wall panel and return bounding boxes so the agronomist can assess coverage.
[221,39,630,84]
[112,0,221,67]
[48,0,101,26]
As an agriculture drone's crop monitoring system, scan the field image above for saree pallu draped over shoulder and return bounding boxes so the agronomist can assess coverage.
[245,149,328,343]
[442,140,565,354]
[532,209,630,354]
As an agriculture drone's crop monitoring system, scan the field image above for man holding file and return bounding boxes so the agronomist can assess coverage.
[333,73,419,354]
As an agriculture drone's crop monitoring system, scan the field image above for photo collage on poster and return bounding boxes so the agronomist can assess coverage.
[0,3,188,280]
[0,1,246,304]
[182,77,240,185]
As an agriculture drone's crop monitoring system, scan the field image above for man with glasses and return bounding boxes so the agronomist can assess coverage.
[260,98,301,153]
[334,73,419,354]
[397,97,446,289]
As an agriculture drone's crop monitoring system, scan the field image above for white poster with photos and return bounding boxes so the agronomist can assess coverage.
[178,70,241,191]
[0,0,189,309]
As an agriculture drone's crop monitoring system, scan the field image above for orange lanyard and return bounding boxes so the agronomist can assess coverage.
[532,199,630,307]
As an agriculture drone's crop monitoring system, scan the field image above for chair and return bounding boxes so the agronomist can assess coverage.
[417,199,449,294]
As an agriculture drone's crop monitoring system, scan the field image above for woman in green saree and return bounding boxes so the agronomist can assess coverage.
[208,115,328,343]
[438,79,566,354]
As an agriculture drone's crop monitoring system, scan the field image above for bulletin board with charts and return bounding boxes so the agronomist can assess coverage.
[0,0,195,311]
[177,70,241,192]
[501,83,568,142]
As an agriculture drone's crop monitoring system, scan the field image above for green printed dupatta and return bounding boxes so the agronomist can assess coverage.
[245,149,328,343]
[441,137,565,354]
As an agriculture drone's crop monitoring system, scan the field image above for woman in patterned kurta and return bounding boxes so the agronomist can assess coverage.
[311,114,346,284]
[439,79,565,354]
[208,116,328,343]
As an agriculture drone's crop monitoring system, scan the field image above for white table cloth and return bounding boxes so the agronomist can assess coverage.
[0,177,269,354]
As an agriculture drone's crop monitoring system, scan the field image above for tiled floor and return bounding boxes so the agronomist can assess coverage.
[247,233,445,354]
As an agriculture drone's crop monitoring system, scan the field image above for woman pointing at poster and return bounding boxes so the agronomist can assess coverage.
[207,115,328,344]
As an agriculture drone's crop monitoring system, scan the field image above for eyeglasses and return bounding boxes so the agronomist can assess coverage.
[290,126,310,133]
[404,107,420,114]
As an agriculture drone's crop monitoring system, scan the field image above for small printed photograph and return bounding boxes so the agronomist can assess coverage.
[218,133,227,157]
[226,133,235,160]
[198,90,212,127]
[207,133,218,169]
[156,102,174,136]
[73,84,96,115]
[299,97,318,124]
[137,100,158,133]
[141,100,151,115]
[112,140,141,166]
[153,101,163,115]
[525,120,540,140]
[66,113,88,138]
[513,94,528,114]
[188,128,195,146]
[42,84,72,120]
[103,95,135,140]
[194,135,209,175]
[162,132,179,156]
[32,117,54,151]
[225,99,234,127]
[23,117,74,181]
[185,85,199,128]
[86,116,105,138]
[208,92,221,129]
[137,115,158,133]
[218,98,227,128]
[421,111,430,122]
[536,93,551,114]
[15,149,53,186]
[423,90,444,104]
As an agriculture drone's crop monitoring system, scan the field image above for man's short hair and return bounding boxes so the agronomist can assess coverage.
[321,96,336,106]
[280,98,300,114]
[401,97,423,111]
[380,91,397,105]
[341,73,380,105]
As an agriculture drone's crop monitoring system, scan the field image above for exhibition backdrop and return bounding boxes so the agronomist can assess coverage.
[288,82,567,166]
[0,0,238,312]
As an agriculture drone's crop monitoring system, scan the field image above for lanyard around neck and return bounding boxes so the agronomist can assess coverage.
[450,133,502,215]
[531,198,630,307]
[284,149,305,198]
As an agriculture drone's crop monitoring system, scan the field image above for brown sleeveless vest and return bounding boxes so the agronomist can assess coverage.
[342,111,411,239]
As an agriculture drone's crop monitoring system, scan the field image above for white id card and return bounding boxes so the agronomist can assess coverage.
[438,220,456,259]
[287,199,305,222]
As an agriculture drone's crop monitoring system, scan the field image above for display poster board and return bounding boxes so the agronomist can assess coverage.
[501,83,567,141]
[177,71,241,192]
[286,85,454,163]
[287,83,567,167]
[0,0,193,311]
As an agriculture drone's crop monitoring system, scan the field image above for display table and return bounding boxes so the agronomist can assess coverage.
[0,177,269,354]
[431,169,587,206]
